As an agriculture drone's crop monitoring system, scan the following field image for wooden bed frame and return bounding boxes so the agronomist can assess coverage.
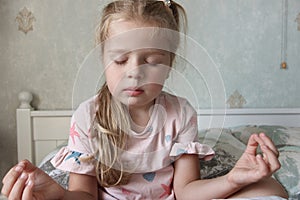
[16,91,300,165]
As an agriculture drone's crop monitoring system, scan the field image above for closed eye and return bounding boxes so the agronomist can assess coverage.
[114,60,127,65]
[145,57,164,66]
[114,56,128,65]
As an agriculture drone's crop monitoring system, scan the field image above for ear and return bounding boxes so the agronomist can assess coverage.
[166,67,171,79]
[166,53,174,79]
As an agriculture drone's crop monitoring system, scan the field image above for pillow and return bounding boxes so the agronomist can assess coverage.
[198,128,246,179]
[230,125,300,147]
[38,144,69,189]
[231,125,300,198]
[274,147,300,198]
[39,160,69,189]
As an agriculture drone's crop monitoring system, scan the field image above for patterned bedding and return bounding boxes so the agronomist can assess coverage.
[39,125,300,199]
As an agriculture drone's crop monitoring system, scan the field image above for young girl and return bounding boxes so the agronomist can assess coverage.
[2,0,288,199]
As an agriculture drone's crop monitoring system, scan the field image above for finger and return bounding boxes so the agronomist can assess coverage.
[23,159,38,173]
[259,133,279,157]
[261,145,281,172]
[2,162,25,183]
[252,133,266,146]
[8,172,28,199]
[251,133,273,156]
[22,177,34,200]
[255,154,269,178]
[1,162,25,196]
[245,134,259,155]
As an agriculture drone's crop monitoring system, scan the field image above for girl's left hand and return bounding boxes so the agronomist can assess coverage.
[227,133,281,188]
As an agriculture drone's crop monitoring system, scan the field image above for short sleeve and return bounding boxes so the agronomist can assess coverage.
[51,97,97,176]
[175,101,199,144]
[170,100,214,160]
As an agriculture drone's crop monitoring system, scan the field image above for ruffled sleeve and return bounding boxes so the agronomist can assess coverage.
[170,100,214,161]
[50,97,97,176]
[51,146,96,176]
[170,142,214,161]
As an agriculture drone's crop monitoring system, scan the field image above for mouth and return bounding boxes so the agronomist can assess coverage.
[123,87,144,96]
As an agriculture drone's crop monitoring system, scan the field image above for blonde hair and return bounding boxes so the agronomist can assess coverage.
[92,0,187,187]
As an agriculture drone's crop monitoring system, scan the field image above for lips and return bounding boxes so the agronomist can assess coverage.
[123,87,144,96]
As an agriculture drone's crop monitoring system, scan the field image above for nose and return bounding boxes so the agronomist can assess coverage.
[126,58,144,79]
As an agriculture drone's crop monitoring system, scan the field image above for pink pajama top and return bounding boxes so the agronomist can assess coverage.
[51,92,214,199]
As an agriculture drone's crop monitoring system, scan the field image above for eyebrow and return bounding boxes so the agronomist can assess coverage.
[107,49,167,56]
[107,49,129,53]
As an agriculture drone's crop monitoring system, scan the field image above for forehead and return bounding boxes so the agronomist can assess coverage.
[103,20,178,53]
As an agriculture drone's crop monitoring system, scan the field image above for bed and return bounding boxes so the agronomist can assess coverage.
[16,91,300,199]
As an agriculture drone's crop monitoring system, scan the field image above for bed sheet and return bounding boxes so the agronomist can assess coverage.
[39,125,300,199]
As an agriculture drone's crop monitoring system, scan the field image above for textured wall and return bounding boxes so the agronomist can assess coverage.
[185,0,300,109]
[0,0,101,187]
[0,0,299,186]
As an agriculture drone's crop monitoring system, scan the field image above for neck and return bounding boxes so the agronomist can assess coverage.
[128,100,155,131]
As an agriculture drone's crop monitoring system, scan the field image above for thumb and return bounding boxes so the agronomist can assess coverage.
[22,160,38,172]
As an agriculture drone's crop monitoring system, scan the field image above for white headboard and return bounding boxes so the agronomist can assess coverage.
[17,91,72,164]
[16,91,300,165]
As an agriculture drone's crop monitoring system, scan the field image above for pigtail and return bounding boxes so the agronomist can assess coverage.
[169,0,187,34]
[93,84,131,187]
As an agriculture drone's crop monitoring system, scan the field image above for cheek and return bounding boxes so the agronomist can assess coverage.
[150,84,164,91]
[105,68,122,93]
[146,67,170,85]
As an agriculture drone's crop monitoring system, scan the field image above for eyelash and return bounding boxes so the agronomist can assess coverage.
[113,58,162,66]
[114,60,127,65]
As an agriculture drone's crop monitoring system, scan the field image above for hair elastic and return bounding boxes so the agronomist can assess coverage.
[159,0,171,7]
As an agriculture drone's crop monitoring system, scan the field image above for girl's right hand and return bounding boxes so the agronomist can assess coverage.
[1,160,65,200]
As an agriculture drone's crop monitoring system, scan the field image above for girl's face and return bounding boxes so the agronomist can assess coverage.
[103,20,172,110]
